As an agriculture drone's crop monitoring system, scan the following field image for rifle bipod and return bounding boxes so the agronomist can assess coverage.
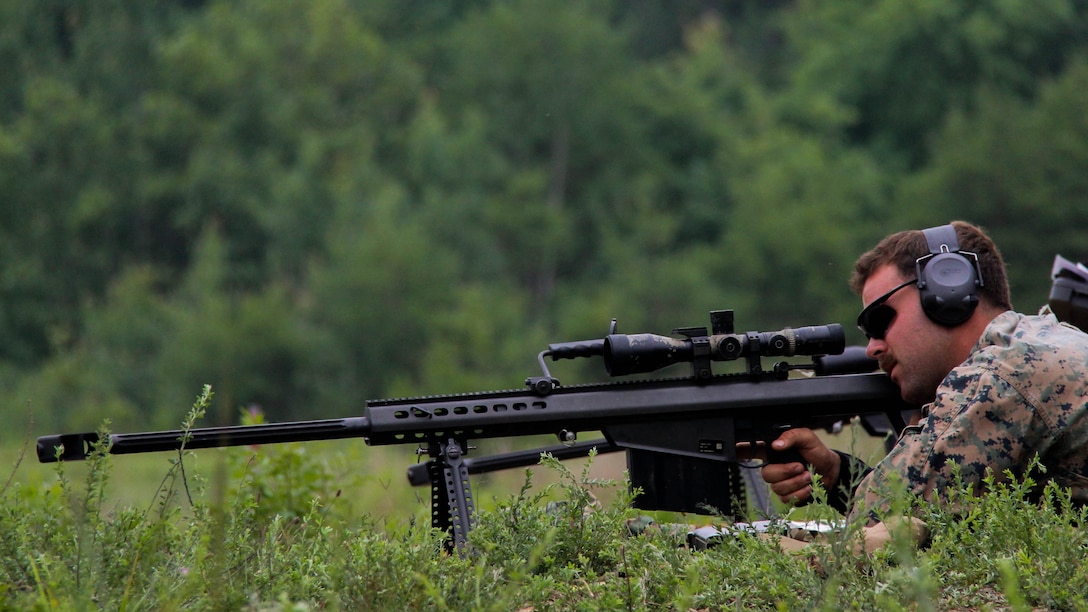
[422,438,476,555]
[408,437,780,552]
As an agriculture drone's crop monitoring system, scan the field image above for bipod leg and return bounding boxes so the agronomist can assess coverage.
[426,447,451,543]
[427,438,476,555]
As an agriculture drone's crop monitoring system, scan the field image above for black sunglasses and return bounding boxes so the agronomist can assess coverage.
[856,278,917,340]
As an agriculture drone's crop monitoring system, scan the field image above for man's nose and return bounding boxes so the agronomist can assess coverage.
[865,338,886,360]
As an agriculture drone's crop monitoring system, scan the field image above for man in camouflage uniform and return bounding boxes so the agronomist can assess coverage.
[761,221,1088,527]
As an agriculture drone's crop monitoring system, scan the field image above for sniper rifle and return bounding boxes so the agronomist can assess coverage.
[37,309,913,553]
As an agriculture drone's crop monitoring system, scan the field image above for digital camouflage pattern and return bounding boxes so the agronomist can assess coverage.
[849,310,1088,524]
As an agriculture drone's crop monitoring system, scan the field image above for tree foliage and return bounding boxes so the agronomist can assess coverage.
[1,0,1086,429]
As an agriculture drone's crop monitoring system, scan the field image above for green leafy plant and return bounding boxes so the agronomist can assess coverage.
[4,392,1088,610]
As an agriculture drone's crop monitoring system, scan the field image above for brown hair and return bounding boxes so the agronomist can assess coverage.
[850,220,1013,310]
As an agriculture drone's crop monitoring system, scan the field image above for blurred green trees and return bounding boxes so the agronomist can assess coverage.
[1,0,1086,431]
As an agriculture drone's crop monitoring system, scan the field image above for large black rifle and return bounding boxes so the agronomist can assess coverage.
[37,309,913,553]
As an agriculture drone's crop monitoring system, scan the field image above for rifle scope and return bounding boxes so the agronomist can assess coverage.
[546,314,845,378]
[602,324,844,376]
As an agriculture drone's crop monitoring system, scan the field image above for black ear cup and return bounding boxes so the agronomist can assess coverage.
[916,225,982,326]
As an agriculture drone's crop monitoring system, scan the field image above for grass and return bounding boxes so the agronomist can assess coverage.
[2,393,1086,610]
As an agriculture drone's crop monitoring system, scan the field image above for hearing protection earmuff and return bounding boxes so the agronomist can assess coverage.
[916,224,984,326]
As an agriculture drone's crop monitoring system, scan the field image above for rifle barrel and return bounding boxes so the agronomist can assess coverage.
[37,416,371,463]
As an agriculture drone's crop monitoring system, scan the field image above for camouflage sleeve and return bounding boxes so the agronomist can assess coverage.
[849,365,1036,523]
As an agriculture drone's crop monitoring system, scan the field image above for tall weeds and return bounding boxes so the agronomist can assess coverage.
[2,391,1087,609]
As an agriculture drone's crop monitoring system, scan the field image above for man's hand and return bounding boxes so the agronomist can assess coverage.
[760,427,842,505]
